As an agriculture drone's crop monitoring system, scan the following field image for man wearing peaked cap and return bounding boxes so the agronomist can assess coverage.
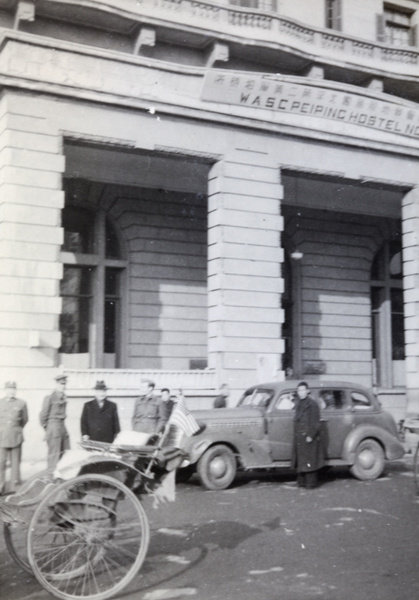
[132,380,164,434]
[0,381,28,494]
[39,374,70,469]
[81,381,120,443]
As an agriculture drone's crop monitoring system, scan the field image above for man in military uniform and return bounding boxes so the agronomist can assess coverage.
[39,374,70,469]
[0,381,28,495]
[132,381,164,434]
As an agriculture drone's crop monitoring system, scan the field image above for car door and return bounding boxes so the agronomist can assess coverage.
[315,387,354,459]
[350,389,377,426]
[266,391,296,461]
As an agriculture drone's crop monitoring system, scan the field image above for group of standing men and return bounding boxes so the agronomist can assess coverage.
[0,375,181,495]
[0,375,324,494]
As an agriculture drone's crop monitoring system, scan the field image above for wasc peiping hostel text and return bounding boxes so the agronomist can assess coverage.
[202,71,419,139]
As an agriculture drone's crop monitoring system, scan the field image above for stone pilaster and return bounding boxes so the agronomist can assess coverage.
[401,186,419,415]
[0,93,65,388]
[207,150,284,394]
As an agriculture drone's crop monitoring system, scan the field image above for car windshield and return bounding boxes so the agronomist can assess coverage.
[239,389,274,408]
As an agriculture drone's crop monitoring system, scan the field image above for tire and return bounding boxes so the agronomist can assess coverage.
[27,474,150,600]
[197,445,236,490]
[3,468,56,575]
[414,443,419,496]
[349,439,385,481]
[175,465,195,484]
[4,521,32,575]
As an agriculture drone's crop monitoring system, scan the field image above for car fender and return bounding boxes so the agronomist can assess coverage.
[182,434,273,469]
[342,425,405,464]
[185,437,215,465]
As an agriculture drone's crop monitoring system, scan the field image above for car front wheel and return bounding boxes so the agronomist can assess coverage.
[350,439,385,480]
[197,445,237,490]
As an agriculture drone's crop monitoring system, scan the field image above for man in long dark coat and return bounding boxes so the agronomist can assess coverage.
[81,381,120,443]
[292,381,324,488]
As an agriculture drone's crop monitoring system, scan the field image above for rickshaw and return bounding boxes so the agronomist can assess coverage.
[0,433,186,600]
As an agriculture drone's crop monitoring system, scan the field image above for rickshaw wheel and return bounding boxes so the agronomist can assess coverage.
[27,474,150,600]
[3,468,56,575]
[4,521,32,574]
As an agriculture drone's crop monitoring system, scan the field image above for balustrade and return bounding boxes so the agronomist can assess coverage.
[140,0,419,71]
[277,19,314,44]
[64,368,218,398]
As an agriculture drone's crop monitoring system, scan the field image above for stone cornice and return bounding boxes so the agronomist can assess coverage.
[3,0,418,81]
[0,29,419,163]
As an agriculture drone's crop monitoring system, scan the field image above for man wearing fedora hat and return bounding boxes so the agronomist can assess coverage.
[81,381,120,443]
[0,381,28,495]
[40,374,70,469]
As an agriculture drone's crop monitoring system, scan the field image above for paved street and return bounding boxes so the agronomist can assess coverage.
[1,457,418,600]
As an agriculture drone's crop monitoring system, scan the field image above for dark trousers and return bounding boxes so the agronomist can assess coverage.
[0,445,22,494]
[297,470,318,489]
[46,426,70,469]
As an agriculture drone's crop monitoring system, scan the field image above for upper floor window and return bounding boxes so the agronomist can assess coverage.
[229,0,277,11]
[325,0,342,31]
[377,4,416,46]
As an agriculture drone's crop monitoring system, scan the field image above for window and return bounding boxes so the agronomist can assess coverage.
[325,0,342,31]
[60,207,126,368]
[318,390,346,410]
[351,392,372,410]
[239,389,274,407]
[229,0,277,11]
[281,251,293,376]
[275,392,296,410]
[371,238,405,388]
[377,5,416,47]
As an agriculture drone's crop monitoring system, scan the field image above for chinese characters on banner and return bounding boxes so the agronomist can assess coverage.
[201,71,419,139]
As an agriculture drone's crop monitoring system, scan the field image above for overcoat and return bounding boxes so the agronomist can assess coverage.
[292,394,325,473]
[132,395,164,433]
[0,397,28,448]
[81,398,120,443]
[40,391,70,447]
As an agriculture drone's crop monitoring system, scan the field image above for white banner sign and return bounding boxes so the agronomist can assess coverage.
[202,71,419,140]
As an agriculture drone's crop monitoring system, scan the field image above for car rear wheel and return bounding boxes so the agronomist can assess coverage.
[197,445,236,490]
[350,439,385,480]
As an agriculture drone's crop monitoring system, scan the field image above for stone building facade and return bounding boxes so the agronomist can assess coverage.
[0,0,418,457]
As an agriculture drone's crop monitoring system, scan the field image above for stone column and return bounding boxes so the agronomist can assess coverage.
[401,186,419,415]
[207,150,284,395]
[0,92,65,389]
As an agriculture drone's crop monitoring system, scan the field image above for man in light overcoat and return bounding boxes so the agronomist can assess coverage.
[0,381,28,494]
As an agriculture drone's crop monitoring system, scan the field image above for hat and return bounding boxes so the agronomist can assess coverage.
[55,375,67,383]
[5,381,16,389]
[94,380,107,391]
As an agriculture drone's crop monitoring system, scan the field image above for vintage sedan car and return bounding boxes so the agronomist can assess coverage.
[179,380,405,490]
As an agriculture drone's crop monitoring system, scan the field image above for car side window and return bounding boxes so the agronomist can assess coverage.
[274,392,296,410]
[240,389,273,407]
[351,391,372,409]
[318,389,346,410]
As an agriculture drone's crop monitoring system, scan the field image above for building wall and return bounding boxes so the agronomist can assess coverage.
[64,181,209,371]
[284,206,398,384]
